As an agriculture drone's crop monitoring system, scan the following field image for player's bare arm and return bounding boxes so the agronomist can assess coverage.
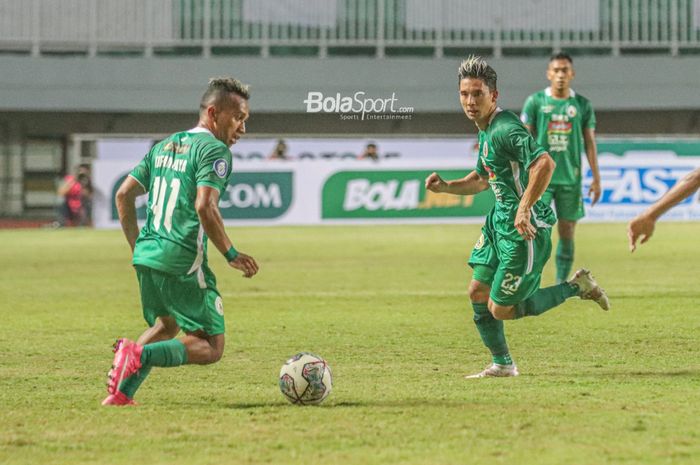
[628,167,700,252]
[515,153,555,240]
[195,185,259,278]
[115,175,146,252]
[425,170,489,195]
[583,128,601,206]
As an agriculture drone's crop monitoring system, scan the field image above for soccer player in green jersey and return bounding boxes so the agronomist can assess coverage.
[425,56,609,378]
[628,168,700,252]
[102,77,259,406]
[521,53,602,284]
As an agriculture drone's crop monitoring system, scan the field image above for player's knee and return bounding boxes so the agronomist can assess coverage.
[488,303,513,320]
[207,347,224,364]
[558,220,576,239]
[155,319,179,338]
[468,280,490,303]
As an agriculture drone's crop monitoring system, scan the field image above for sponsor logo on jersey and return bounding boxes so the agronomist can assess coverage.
[547,121,573,133]
[213,159,229,178]
[541,104,554,114]
[480,156,496,181]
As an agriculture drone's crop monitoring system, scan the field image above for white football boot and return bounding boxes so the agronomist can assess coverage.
[465,363,520,379]
[568,269,610,311]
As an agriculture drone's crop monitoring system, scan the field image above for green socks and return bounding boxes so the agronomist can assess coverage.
[472,302,512,365]
[515,282,578,319]
[116,340,188,400]
[492,353,513,366]
[141,339,189,367]
[118,366,152,399]
[555,238,574,284]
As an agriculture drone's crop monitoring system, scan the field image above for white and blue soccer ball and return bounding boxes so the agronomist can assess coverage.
[279,352,332,405]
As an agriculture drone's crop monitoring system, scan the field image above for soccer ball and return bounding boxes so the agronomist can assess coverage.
[279,352,332,405]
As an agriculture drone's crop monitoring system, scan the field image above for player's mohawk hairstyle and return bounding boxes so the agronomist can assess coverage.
[458,55,498,92]
[200,77,251,111]
[208,77,250,99]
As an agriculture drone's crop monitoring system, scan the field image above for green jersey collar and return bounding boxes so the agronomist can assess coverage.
[545,86,576,99]
[187,127,214,136]
[484,106,503,129]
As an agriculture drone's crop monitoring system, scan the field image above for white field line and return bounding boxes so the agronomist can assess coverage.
[221,290,466,298]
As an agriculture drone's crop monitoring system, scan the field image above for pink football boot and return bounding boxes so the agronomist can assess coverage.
[106,338,143,395]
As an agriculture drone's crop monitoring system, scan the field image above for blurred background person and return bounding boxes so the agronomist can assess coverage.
[78,165,93,226]
[55,164,91,227]
[358,142,379,161]
[268,139,289,160]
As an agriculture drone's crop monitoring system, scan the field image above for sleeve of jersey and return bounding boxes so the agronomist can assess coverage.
[129,153,151,191]
[196,145,232,191]
[583,99,597,129]
[504,126,547,171]
[520,94,537,127]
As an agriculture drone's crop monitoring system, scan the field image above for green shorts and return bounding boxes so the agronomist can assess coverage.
[468,226,553,306]
[540,184,585,222]
[135,264,225,336]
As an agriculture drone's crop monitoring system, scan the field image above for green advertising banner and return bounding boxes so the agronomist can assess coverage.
[111,171,293,221]
[111,174,148,220]
[219,171,293,219]
[322,170,495,219]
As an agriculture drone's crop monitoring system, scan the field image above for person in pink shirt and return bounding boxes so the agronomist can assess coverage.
[57,164,91,226]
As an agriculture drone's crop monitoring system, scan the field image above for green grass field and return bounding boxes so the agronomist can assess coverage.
[1,223,699,465]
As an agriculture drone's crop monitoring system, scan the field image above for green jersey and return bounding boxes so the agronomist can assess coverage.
[475,109,556,242]
[129,128,232,275]
[520,87,596,185]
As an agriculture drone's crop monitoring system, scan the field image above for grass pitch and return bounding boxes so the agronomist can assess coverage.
[1,223,699,465]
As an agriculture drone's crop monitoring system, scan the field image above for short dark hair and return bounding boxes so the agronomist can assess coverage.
[200,77,250,112]
[366,142,377,149]
[550,52,573,64]
[458,55,498,92]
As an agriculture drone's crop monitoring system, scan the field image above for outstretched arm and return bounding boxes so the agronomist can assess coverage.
[584,128,601,206]
[425,170,489,195]
[628,167,700,252]
[195,185,259,278]
[115,176,146,252]
[515,153,555,240]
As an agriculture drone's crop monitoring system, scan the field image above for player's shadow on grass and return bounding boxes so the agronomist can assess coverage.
[602,369,699,378]
[538,369,700,379]
[223,399,473,409]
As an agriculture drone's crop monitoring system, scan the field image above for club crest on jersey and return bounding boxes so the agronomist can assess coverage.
[567,105,577,118]
[213,159,228,178]
[215,296,224,315]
